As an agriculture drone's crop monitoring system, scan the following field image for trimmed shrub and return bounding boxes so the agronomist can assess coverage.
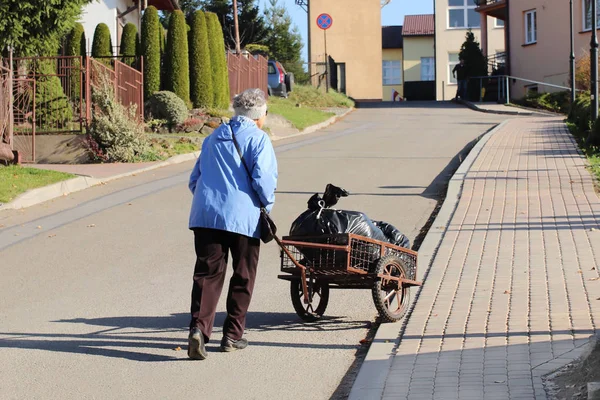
[88,71,148,162]
[35,60,73,130]
[142,6,161,100]
[165,10,191,106]
[206,12,230,109]
[65,23,85,99]
[146,91,189,130]
[120,23,138,67]
[92,23,113,65]
[189,10,213,109]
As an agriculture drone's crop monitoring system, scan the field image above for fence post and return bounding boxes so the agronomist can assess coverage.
[140,56,144,121]
[479,78,482,102]
[505,76,510,105]
[8,47,14,152]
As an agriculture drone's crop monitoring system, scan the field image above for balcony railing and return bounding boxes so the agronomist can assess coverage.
[474,0,505,6]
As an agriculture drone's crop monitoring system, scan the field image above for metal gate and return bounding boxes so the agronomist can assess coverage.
[0,62,13,162]
[12,78,36,163]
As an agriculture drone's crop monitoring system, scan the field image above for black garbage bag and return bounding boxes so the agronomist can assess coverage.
[290,208,388,242]
[373,220,411,248]
[289,184,411,249]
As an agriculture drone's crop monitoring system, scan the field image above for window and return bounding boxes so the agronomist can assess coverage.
[583,0,600,30]
[383,60,402,85]
[448,0,480,29]
[421,57,435,81]
[448,53,460,84]
[524,10,537,44]
[495,18,505,27]
[268,64,276,74]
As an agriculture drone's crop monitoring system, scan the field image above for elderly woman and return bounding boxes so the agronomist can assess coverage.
[187,88,278,360]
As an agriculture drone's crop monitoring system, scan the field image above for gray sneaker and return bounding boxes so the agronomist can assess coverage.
[220,336,248,352]
[188,328,208,360]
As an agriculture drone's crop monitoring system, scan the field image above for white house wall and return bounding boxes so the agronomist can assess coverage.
[79,0,140,55]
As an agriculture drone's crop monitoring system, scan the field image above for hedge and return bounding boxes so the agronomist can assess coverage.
[120,23,138,67]
[165,10,191,106]
[205,12,230,109]
[92,23,113,65]
[142,6,161,100]
[65,23,85,99]
[189,10,213,109]
[568,92,592,132]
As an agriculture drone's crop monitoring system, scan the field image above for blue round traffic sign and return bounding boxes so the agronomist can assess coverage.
[317,13,333,30]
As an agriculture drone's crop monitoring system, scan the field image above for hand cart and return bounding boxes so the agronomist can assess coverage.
[275,233,422,323]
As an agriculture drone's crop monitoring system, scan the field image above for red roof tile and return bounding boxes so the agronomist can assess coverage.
[402,14,434,36]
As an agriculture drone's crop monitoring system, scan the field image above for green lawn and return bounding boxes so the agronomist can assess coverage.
[267,85,353,131]
[268,100,335,130]
[0,166,74,204]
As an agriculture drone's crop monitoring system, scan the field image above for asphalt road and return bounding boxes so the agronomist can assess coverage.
[0,103,505,400]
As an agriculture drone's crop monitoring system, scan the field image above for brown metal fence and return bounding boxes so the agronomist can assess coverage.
[227,53,268,100]
[0,55,144,163]
[0,62,14,162]
[13,56,85,135]
[86,57,144,122]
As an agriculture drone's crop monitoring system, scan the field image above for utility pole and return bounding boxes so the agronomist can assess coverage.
[570,0,576,107]
[233,0,241,53]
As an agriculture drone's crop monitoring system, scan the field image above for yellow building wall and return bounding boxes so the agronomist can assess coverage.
[403,36,435,82]
[434,0,505,100]
[382,48,403,100]
[309,0,382,101]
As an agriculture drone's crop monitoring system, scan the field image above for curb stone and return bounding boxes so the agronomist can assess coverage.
[458,99,537,116]
[348,120,511,400]
[0,108,353,211]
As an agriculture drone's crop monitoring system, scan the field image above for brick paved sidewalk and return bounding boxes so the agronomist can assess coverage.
[382,118,600,399]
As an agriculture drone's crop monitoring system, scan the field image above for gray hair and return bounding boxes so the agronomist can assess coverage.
[233,88,268,120]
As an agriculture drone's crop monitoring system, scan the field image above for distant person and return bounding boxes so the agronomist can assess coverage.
[453,58,467,101]
[187,88,278,360]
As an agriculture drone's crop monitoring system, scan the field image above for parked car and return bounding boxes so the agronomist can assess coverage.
[268,60,294,98]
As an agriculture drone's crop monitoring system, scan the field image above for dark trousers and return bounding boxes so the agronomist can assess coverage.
[456,79,468,100]
[190,228,260,342]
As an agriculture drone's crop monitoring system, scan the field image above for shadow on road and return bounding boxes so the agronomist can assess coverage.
[0,312,368,362]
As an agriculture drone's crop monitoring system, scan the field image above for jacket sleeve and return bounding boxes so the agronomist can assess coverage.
[188,153,202,194]
[251,134,278,212]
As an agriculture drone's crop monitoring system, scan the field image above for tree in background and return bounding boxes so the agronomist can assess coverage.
[65,23,86,99]
[458,31,487,101]
[120,23,139,67]
[263,0,307,84]
[189,10,213,108]
[0,0,91,56]
[165,10,191,106]
[92,23,113,64]
[142,6,161,100]
[201,0,267,50]
[205,12,230,108]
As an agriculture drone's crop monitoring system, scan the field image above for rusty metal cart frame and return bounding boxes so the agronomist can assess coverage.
[275,233,422,323]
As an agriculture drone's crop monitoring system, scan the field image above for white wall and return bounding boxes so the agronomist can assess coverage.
[79,0,140,55]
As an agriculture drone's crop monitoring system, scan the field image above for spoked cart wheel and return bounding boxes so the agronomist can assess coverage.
[290,278,330,322]
[372,255,412,323]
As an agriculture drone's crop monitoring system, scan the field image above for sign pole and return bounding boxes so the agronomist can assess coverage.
[324,29,329,93]
[316,13,333,93]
